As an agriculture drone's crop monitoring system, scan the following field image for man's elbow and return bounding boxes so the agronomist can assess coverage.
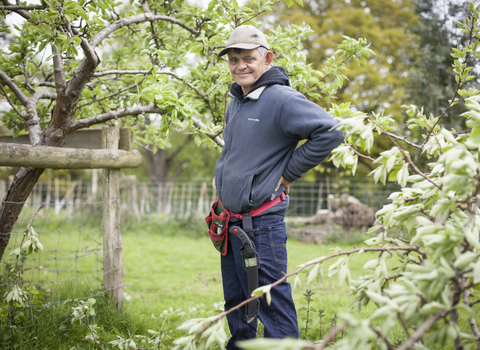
[330,128,345,149]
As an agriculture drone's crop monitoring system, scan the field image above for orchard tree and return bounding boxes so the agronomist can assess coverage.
[173,3,480,350]
[0,0,373,260]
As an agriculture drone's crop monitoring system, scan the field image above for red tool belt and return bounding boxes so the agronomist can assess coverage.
[205,193,285,255]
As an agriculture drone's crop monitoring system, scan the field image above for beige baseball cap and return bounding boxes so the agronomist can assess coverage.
[219,25,269,57]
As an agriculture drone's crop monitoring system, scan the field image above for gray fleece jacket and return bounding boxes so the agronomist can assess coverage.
[214,66,344,214]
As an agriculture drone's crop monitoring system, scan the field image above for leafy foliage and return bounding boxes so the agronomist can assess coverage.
[174,2,480,350]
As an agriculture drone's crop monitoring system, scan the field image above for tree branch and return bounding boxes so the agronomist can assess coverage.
[310,323,348,350]
[0,4,46,10]
[91,70,151,77]
[382,131,422,149]
[423,18,476,146]
[0,84,25,118]
[24,91,56,145]
[91,13,200,48]
[51,47,66,94]
[76,80,144,110]
[0,69,28,105]
[141,0,162,50]
[71,27,100,67]
[189,245,427,345]
[462,276,480,349]
[66,105,167,132]
[0,0,46,19]
[191,116,225,147]
[368,116,441,190]
[397,310,449,350]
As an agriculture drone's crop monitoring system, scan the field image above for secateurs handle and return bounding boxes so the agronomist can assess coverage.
[229,226,256,258]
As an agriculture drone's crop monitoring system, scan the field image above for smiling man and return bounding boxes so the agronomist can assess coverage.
[211,25,344,349]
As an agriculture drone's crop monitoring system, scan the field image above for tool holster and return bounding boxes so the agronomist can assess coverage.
[229,212,259,323]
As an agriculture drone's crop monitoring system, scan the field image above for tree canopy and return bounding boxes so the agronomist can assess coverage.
[0,0,373,258]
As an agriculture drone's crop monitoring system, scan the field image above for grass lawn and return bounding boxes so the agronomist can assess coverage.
[120,219,382,344]
[2,216,476,349]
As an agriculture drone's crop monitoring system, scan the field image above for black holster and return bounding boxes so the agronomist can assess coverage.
[229,212,259,323]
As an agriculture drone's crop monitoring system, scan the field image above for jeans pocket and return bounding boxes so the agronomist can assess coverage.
[268,224,287,265]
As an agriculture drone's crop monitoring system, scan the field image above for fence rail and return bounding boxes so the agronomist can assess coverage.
[0,176,400,220]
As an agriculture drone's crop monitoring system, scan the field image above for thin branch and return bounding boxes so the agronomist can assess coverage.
[238,0,281,26]
[191,116,225,147]
[462,276,480,349]
[368,116,441,190]
[66,105,168,132]
[91,70,151,77]
[84,310,104,350]
[141,0,162,50]
[91,13,200,48]
[36,81,56,88]
[12,203,44,287]
[0,84,25,118]
[190,245,427,344]
[51,47,66,94]
[370,327,398,350]
[310,322,348,350]
[0,4,46,10]
[76,80,144,110]
[347,144,376,162]
[383,131,422,149]
[0,69,28,105]
[397,312,410,341]
[397,310,449,350]
[157,70,210,102]
[423,18,476,146]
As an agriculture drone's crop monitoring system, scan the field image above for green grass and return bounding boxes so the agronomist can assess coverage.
[1,215,478,349]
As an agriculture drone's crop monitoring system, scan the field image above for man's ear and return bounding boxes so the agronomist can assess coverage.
[265,51,274,66]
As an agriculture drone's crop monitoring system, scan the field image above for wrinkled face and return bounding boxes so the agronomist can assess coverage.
[227,48,271,95]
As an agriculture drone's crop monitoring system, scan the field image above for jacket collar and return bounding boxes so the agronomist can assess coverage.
[229,85,267,100]
[229,66,290,101]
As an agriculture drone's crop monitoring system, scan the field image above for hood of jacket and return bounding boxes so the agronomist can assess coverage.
[230,66,291,101]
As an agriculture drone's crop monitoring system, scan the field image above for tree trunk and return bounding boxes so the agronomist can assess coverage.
[0,167,44,260]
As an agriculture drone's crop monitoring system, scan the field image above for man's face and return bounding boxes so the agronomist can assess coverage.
[228,48,271,95]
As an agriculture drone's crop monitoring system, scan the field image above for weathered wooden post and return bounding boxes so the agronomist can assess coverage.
[101,127,124,308]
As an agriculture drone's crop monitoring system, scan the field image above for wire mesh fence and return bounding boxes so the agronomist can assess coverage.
[0,176,400,222]
[0,175,399,331]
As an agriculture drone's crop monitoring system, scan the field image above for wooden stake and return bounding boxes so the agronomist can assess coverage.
[101,127,124,309]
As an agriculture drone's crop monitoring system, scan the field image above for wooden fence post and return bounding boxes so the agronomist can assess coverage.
[101,127,124,308]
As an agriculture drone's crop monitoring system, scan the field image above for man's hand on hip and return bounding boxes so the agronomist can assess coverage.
[276,176,293,195]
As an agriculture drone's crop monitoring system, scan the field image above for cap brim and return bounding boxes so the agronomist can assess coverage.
[218,43,263,57]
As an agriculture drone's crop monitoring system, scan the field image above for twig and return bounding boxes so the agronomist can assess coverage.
[310,322,347,350]
[67,105,168,131]
[190,245,427,343]
[397,310,449,350]
[0,83,25,118]
[370,326,398,350]
[76,80,145,110]
[368,116,441,190]
[12,203,44,286]
[91,70,151,77]
[84,309,104,350]
[0,4,46,10]
[347,144,376,162]
[91,13,200,48]
[0,69,28,105]
[383,131,422,149]
[191,116,225,147]
[462,276,480,349]
[423,18,476,145]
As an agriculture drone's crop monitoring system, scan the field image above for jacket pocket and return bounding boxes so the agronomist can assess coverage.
[248,174,258,206]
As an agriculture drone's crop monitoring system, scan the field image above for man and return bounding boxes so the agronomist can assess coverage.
[212,25,344,349]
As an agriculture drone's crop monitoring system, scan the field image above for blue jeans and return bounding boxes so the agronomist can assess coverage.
[221,213,299,349]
